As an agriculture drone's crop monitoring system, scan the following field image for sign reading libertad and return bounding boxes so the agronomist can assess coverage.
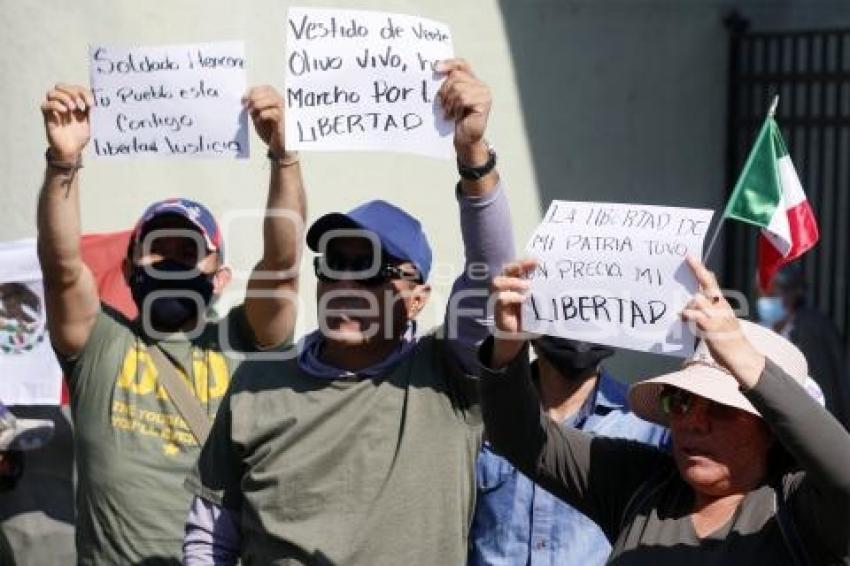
[89,41,249,159]
[522,201,715,357]
[285,7,455,159]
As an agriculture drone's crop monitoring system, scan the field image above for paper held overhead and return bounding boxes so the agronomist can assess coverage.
[522,201,715,358]
[284,7,455,159]
[88,41,249,159]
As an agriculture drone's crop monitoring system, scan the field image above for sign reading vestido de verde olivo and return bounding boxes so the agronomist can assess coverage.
[285,7,455,159]
[523,201,715,357]
[88,41,249,159]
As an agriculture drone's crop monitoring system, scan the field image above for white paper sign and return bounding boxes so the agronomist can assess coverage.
[89,41,249,159]
[522,201,715,357]
[0,239,62,406]
[285,7,455,158]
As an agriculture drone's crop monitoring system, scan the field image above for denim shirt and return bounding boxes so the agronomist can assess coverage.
[468,369,670,566]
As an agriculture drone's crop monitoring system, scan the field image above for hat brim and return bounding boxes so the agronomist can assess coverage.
[306,213,411,266]
[136,212,218,254]
[628,364,760,427]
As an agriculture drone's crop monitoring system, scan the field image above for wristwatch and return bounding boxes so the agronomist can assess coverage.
[457,143,496,180]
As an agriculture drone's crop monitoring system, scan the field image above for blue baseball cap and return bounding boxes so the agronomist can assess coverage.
[132,198,224,259]
[307,200,432,281]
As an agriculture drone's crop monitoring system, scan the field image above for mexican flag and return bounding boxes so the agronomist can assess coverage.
[724,116,819,291]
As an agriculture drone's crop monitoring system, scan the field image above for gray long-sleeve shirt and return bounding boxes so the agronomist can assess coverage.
[479,340,850,565]
[183,182,515,565]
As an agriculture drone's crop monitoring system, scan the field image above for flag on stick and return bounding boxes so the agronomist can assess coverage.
[723,105,819,291]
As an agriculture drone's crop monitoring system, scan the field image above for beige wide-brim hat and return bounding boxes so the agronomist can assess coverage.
[629,320,809,426]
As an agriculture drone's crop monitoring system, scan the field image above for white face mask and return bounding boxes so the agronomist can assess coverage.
[757,297,788,327]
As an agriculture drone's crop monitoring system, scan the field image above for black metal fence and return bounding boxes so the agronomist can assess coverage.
[724,14,850,347]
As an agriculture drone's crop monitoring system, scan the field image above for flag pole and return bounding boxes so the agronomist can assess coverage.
[701,94,780,263]
[701,217,725,262]
[767,94,779,119]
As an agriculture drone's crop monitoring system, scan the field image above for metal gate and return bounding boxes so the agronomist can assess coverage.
[724,13,850,347]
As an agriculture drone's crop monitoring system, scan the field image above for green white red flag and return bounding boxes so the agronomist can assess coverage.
[723,116,819,291]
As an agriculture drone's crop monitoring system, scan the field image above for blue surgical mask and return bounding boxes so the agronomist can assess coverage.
[757,297,787,328]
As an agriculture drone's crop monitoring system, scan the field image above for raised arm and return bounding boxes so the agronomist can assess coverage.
[482,259,667,538]
[36,84,100,357]
[681,257,850,560]
[436,59,515,372]
[242,86,306,349]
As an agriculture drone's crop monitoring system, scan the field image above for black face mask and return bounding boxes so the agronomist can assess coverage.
[129,259,215,332]
[533,336,615,381]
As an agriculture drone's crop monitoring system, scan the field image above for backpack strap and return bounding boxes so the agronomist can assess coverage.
[147,345,212,446]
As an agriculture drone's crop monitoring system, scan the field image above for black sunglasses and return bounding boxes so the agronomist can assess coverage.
[658,385,741,420]
[659,386,694,417]
[313,255,421,287]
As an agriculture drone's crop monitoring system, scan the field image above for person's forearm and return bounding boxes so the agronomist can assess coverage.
[260,157,306,272]
[745,359,850,499]
[457,139,498,197]
[479,339,548,474]
[37,165,84,284]
[490,337,525,371]
[183,496,241,566]
[244,156,306,348]
[444,182,514,372]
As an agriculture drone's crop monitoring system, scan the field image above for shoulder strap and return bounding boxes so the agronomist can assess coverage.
[147,345,212,446]
[773,476,810,566]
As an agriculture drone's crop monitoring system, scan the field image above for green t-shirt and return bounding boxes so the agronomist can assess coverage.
[187,333,483,565]
[61,304,258,565]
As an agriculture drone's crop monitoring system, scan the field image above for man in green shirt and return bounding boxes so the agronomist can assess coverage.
[184,58,515,565]
[37,83,305,564]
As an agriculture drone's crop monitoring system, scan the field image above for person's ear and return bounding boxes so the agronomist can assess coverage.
[406,283,431,319]
[212,266,233,296]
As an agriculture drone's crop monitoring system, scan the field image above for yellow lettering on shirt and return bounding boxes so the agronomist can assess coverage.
[116,345,230,402]
[116,347,157,396]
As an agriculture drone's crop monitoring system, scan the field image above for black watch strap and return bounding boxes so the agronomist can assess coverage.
[457,146,496,180]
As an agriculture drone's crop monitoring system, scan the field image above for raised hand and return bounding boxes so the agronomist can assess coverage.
[489,258,537,369]
[436,59,491,157]
[492,259,536,334]
[40,84,93,161]
[681,256,766,387]
[243,86,286,157]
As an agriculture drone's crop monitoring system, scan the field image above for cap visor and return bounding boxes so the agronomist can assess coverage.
[137,213,217,253]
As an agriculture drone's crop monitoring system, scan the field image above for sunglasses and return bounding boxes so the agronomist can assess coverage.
[658,386,742,420]
[313,255,421,287]
[659,386,694,417]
